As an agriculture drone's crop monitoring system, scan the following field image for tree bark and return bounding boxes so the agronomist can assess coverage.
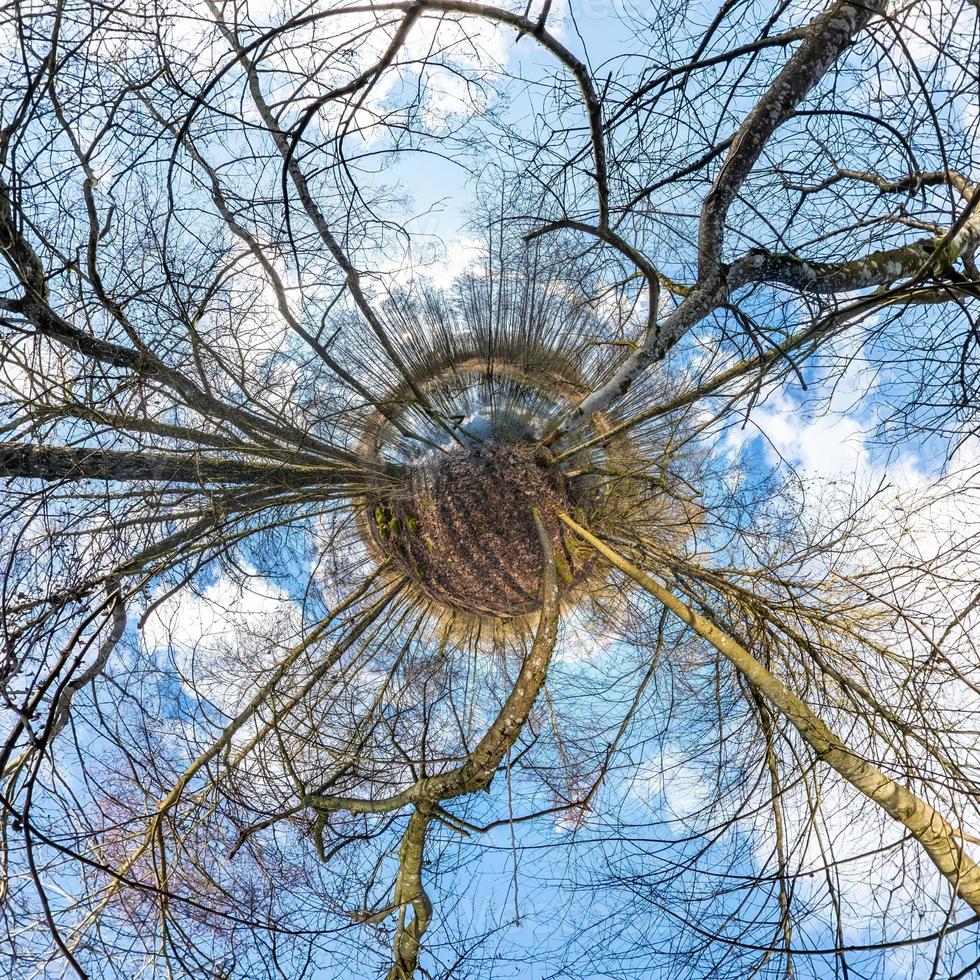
[560,513,980,916]
[0,442,359,488]
[698,0,887,274]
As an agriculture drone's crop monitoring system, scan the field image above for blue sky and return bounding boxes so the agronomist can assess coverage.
[4,0,980,976]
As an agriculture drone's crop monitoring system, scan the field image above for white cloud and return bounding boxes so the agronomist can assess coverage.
[379,234,487,292]
[628,746,716,821]
[554,606,620,664]
[142,568,300,715]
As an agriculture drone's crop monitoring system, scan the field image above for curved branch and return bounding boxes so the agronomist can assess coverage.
[732,169,980,293]
[0,443,372,489]
[385,807,433,980]
[560,513,980,917]
[699,0,887,275]
[305,509,561,816]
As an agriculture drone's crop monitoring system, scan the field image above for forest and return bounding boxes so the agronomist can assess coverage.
[0,0,979,977]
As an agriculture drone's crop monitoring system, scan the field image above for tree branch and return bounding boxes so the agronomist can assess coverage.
[560,513,980,916]
[699,0,887,275]
[0,442,370,489]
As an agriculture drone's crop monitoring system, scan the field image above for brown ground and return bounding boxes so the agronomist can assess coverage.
[370,444,586,617]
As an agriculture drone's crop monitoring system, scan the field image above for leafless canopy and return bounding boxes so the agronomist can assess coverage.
[1,0,979,977]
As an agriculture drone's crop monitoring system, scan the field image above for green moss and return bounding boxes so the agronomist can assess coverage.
[554,549,575,585]
[933,240,961,276]
[374,504,391,539]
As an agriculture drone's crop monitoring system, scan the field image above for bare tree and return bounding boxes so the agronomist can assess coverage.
[1,0,979,977]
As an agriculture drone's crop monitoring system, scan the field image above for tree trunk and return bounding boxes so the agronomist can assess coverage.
[0,442,355,488]
[560,513,980,915]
